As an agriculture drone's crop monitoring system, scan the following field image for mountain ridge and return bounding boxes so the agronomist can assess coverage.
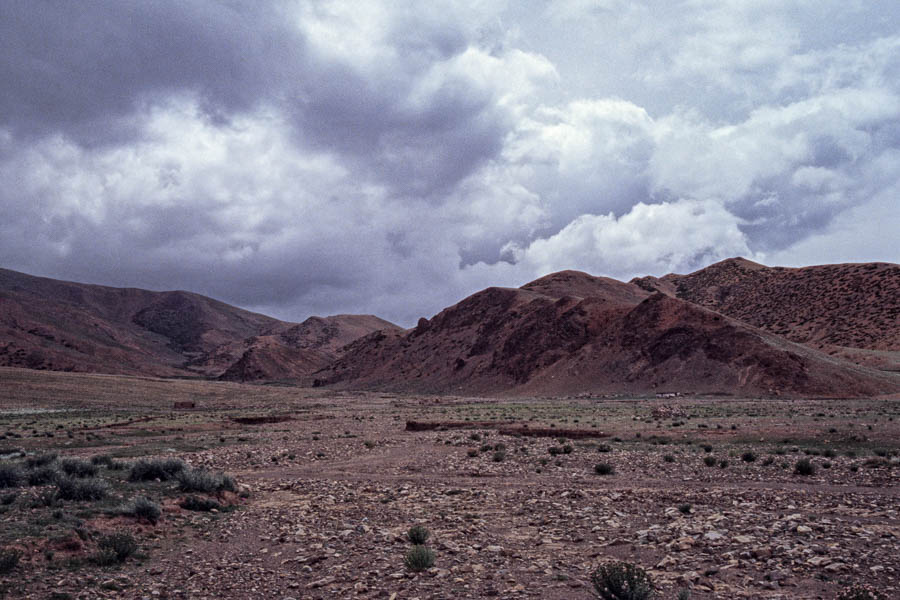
[0,267,396,379]
[2,260,898,397]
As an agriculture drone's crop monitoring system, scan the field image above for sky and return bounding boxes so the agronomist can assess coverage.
[1,1,899,326]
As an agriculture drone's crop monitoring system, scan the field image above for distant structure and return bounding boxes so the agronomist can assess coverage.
[172,401,196,409]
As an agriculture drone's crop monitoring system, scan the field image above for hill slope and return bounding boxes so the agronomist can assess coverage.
[216,315,403,382]
[0,268,395,378]
[632,258,900,369]
[318,271,898,397]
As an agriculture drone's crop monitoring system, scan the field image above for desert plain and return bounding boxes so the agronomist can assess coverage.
[0,367,897,600]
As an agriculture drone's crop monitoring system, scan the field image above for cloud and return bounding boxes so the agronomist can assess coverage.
[1,1,898,327]
[496,198,756,280]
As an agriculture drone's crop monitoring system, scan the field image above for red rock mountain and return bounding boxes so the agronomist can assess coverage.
[0,268,396,378]
[319,269,899,397]
[631,258,900,370]
[216,315,401,382]
[3,261,898,397]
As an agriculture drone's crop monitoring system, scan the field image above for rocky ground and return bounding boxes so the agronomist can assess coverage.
[0,369,898,599]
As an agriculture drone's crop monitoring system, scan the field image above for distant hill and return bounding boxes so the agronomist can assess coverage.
[317,270,899,397]
[632,258,900,370]
[3,261,897,397]
[216,315,402,382]
[0,268,396,379]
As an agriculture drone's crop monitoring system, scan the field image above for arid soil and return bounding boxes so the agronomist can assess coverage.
[1,368,898,599]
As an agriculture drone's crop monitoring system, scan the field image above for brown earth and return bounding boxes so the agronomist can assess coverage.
[319,272,899,397]
[0,368,898,600]
[631,258,900,370]
[0,268,396,380]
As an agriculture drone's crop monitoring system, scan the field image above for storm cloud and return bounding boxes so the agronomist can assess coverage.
[1,0,898,326]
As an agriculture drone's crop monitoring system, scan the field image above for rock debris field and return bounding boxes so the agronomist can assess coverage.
[0,369,898,599]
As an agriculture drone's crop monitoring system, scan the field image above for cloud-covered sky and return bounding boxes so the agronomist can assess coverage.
[2,0,898,326]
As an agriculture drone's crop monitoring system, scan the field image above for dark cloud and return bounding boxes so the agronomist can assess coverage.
[0,1,299,143]
[0,1,898,327]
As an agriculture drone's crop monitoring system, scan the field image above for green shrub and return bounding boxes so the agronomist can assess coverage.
[407,525,430,544]
[60,458,98,478]
[794,458,816,476]
[662,454,675,463]
[562,444,574,454]
[91,454,115,467]
[0,547,21,574]
[718,459,729,469]
[26,452,58,468]
[55,476,108,501]
[678,503,691,514]
[128,458,186,482]
[761,456,775,466]
[700,444,713,453]
[703,456,717,467]
[741,451,757,463]
[492,450,506,462]
[591,561,655,600]
[94,533,138,565]
[404,545,435,572]
[597,444,612,453]
[176,468,236,494]
[467,449,479,458]
[836,583,887,600]
[594,463,614,475]
[548,446,562,456]
[0,492,16,506]
[0,463,22,488]
[123,496,161,524]
[179,496,221,512]
[27,465,59,486]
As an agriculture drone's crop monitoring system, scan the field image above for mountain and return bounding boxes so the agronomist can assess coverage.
[216,315,402,382]
[0,268,396,378]
[317,270,899,397]
[631,258,900,370]
[4,261,897,397]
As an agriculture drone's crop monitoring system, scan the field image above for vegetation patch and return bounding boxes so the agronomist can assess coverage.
[93,533,138,566]
[404,544,435,572]
[0,547,21,574]
[55,476,108,501]
[120,496,161,524]
[128,458,186,482]
[0,463,23,488]
[176,468,236,494]
[591,561,655,600]
[179,496,222,512]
